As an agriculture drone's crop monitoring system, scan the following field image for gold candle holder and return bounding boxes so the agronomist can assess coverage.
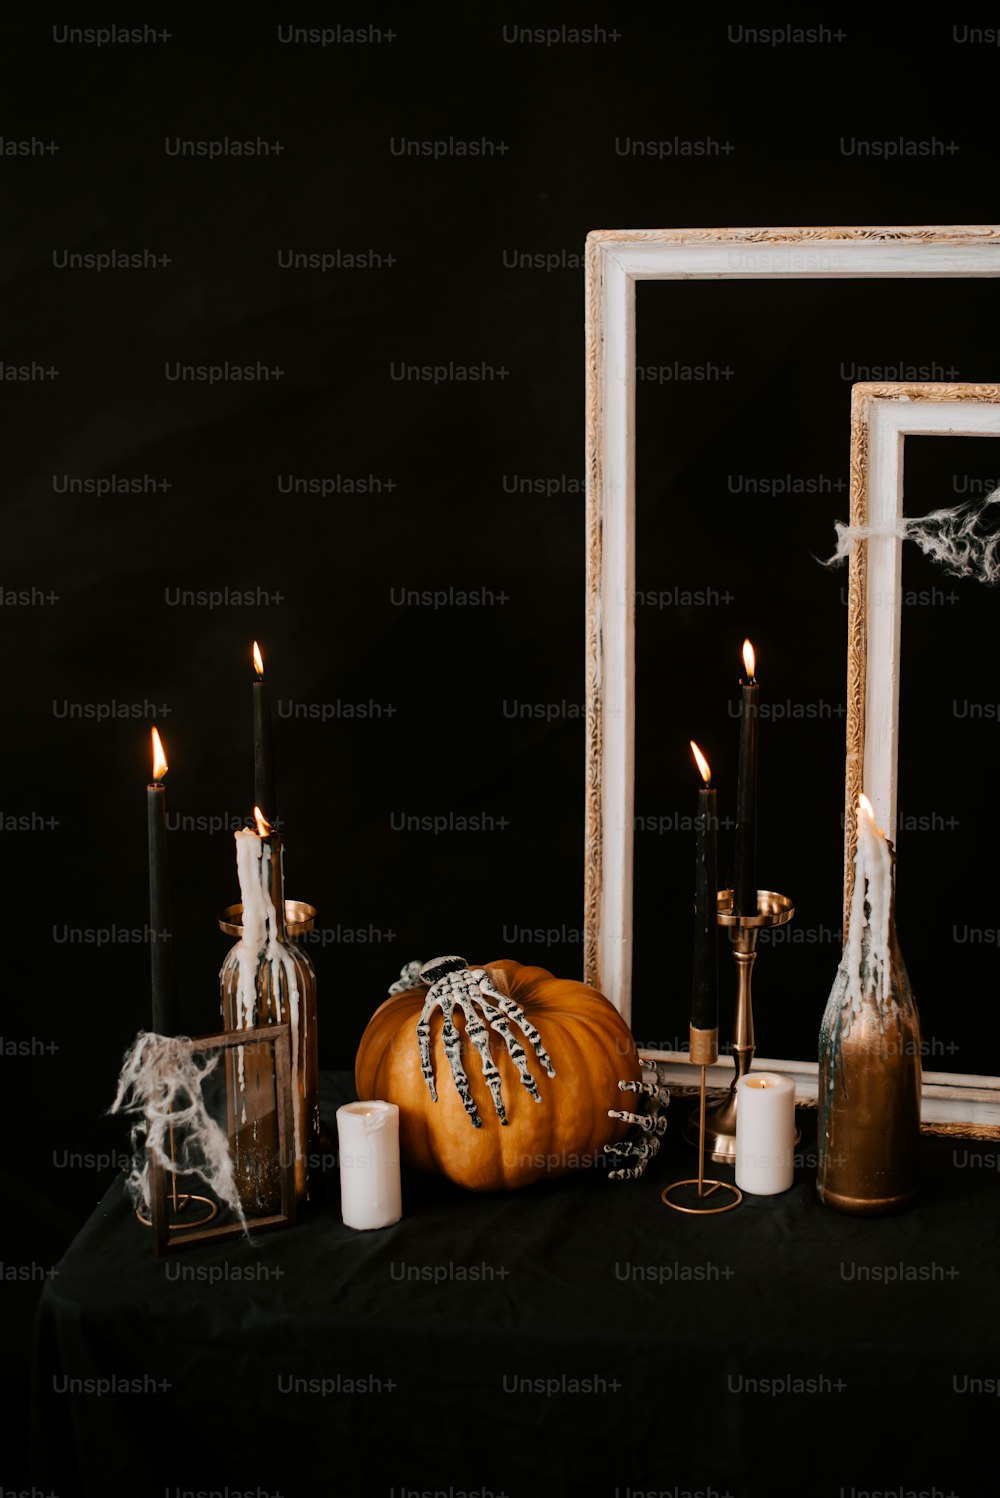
[682,887,795,1163]
[662,1023,742,1215]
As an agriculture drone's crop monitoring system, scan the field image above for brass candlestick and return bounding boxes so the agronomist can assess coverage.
[662,1024,742,1215]
[683,887,795,1163]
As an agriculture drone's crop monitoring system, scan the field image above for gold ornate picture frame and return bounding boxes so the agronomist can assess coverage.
[842,382,1000,929]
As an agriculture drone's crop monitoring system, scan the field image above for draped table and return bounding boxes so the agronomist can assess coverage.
[32,1072,999,1497]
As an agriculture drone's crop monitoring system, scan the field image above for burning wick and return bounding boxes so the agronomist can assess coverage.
[151,726,168,783]
[690,739,712,785]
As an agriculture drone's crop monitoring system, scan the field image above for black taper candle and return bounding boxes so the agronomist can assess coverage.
[252,640,276,827]
[690,742,718,1044]
[147,728,178,1035]
[734,639,759,918]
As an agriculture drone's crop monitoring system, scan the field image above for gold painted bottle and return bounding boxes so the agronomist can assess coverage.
[817,845,921,1215]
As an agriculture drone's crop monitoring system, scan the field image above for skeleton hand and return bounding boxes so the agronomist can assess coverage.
[605,1074,670,1181]
[388,957,556,1128]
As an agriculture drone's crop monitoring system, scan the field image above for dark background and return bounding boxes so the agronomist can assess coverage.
[3,9,999,1489]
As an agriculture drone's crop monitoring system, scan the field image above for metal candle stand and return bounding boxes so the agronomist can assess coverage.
[681,887,796,1163]
[661,1032,743,1216]
[134,1113,218,1233]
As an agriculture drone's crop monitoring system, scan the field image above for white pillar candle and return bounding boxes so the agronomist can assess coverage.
[735,1072,796,1195]
[336,1101,402,1230]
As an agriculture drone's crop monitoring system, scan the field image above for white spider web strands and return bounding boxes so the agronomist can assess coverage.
[109,1031,248,1234]
[823,487,1000,583]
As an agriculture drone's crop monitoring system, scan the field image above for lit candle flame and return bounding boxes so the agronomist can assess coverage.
[151,727,168,782]
[252,640,264,678]
[742,638,756,680]
[857,792,886,838]
[690,740,712,785]
[253,804,271,837]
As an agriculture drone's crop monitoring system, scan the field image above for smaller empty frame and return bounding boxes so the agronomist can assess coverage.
[843,382,1000,928]
[148,1023,296,1254]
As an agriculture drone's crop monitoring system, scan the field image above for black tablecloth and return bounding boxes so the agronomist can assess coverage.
[32,1071,1000,1498]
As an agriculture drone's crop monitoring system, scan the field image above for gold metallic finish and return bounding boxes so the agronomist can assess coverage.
[135,1197,218,1230]
[818,851,921,1215]
[134,1115,218,1232]
[688,1025,718,1067]
[662,1064,743,1215]
[661,1178,743,1214]
[716,887,794,930]
[684,888,797,1163]
[218,899,316,938]
[920,1120,1000,1141]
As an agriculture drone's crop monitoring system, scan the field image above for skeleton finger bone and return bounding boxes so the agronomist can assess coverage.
[473,972,556,1078]
[605,1136,662,1180]
[453,997,508,1124]
[406,956,556,1127]
[607,1108,669,1135]
[605,1137,658,1160]
[439,993,481,1127]
[617,1080,670,1104]
[474,996,543,1104]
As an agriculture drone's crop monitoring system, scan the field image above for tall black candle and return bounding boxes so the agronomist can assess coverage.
[146,727,178,1035]
[690,740,718,1060]
[734,639,759,918]
[252,640,276,827]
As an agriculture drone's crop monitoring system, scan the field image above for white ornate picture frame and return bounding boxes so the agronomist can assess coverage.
[583,226,1000,1132]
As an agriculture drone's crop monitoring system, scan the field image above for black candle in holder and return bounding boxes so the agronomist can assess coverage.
[252,640,277,828]
[689,740,718,1066]
[734,639,758,918]
[146,727,177,1035]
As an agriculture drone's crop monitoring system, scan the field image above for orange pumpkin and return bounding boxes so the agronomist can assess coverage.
[355,959,641,1191]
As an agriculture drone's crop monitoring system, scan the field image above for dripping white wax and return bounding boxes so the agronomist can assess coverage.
[259,839,301,1167]
[845,798,892,1012]
[233,827,302,1163]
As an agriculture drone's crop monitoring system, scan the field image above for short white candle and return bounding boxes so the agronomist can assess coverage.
[336,1100,402,1230]
[735,1072,796,1195]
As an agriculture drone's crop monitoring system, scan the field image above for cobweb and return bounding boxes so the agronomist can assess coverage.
[824,487,1000,583]
[109,1031,248,1234]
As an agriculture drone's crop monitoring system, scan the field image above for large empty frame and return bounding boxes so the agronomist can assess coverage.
[583,225,1000,1025]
